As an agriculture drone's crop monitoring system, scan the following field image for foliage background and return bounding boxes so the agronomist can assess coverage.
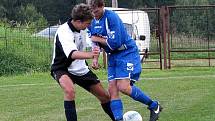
[0,0,214,26]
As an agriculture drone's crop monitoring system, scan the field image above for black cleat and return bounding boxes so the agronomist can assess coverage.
[149,102,163,121]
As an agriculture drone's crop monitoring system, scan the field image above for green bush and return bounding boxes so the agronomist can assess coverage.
[0,46,51,76]
[0,48,31,75]
[0,26,52,76]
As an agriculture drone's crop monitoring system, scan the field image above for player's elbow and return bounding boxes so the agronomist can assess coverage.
[107,41,122,51]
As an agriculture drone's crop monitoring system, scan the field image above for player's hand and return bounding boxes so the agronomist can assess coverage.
[92,46,100,57]
[91,46,100,69]
[91,58,99,70]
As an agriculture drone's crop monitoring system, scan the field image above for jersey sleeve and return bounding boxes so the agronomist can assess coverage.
[57,30,77,58]
[106,12,123,50]
[79,30,87,51]
[86,28,100,49]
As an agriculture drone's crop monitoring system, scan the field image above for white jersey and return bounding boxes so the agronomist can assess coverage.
[51,19,89,76]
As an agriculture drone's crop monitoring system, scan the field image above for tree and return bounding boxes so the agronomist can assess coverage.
[170,0,211,38]
[0,5,6,19]
[0,0,20,20]
[31,0,77,25]
[175,0,209,5]
[0,0,77,25]
[16,4,47,28]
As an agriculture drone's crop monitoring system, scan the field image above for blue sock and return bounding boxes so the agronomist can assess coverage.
[101,101,115,121]
[148,101,158,110]
[130,85,153,105]
[110,99,123,120]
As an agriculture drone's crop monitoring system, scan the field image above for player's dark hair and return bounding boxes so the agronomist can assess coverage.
[71,3,93,21]
[89,0,104,8]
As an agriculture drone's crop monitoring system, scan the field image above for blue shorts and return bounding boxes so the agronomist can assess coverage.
[107,53,142,81]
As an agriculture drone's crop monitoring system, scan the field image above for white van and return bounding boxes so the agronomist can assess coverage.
[105,7,150,57]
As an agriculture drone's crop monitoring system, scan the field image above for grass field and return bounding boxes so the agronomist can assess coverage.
[0,67,215,121]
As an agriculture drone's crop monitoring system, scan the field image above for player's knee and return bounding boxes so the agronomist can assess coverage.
[119,87,130,95]
[97,90,110,103]
[117,84,130,95]
[100,95,110,103]
[64,88,75,100]
[104,91,111,99]
[108,86,120,99]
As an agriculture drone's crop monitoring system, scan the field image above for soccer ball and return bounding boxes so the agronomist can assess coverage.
[123,111,143,121]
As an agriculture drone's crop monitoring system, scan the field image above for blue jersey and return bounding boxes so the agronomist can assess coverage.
[88,9,141,81]
[88,9,138,54]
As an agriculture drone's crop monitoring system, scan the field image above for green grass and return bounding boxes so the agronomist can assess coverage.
[0,67,215,121]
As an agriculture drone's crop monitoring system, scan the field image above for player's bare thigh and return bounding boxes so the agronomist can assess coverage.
[90,82,110,103]
[59,74,76,100]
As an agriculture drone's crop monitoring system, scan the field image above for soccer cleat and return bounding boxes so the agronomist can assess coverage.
[148,102,163,121]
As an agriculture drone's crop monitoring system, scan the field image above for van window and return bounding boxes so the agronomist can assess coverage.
[123,23,138,40]
[123,23,133,37]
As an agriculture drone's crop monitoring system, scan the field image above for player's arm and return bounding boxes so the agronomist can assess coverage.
[105,14,123,50]
[91,43,100,69]
[71,47,100,59]
[91,13,123,51]
[86,27,100,69]
[91,36,107,46]
[57,30,100,61]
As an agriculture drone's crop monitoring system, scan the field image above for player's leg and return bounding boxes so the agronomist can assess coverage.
[116,78,154,106]
[129,67,162,121]
[117,79,162,121]
[90,82,109,103]
[73,70,115,121]
[108,80,123,121]
[115,59,154,105]
[52,71,77,121]
[107,64,124,121]
[115,59,162,121]
[117,78,153,104]
[128,80,162,121]
[89,82,115,121]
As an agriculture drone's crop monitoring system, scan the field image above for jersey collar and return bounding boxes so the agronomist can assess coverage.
[67,18,80,33]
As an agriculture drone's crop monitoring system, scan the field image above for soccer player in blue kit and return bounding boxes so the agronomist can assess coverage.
[87,0,162,121]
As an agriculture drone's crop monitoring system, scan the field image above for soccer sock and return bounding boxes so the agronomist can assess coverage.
[148,101,158,110]
[130,85,153,106]
[101,101,115,121]
[110,99,123,121]
[64,101,77,121]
